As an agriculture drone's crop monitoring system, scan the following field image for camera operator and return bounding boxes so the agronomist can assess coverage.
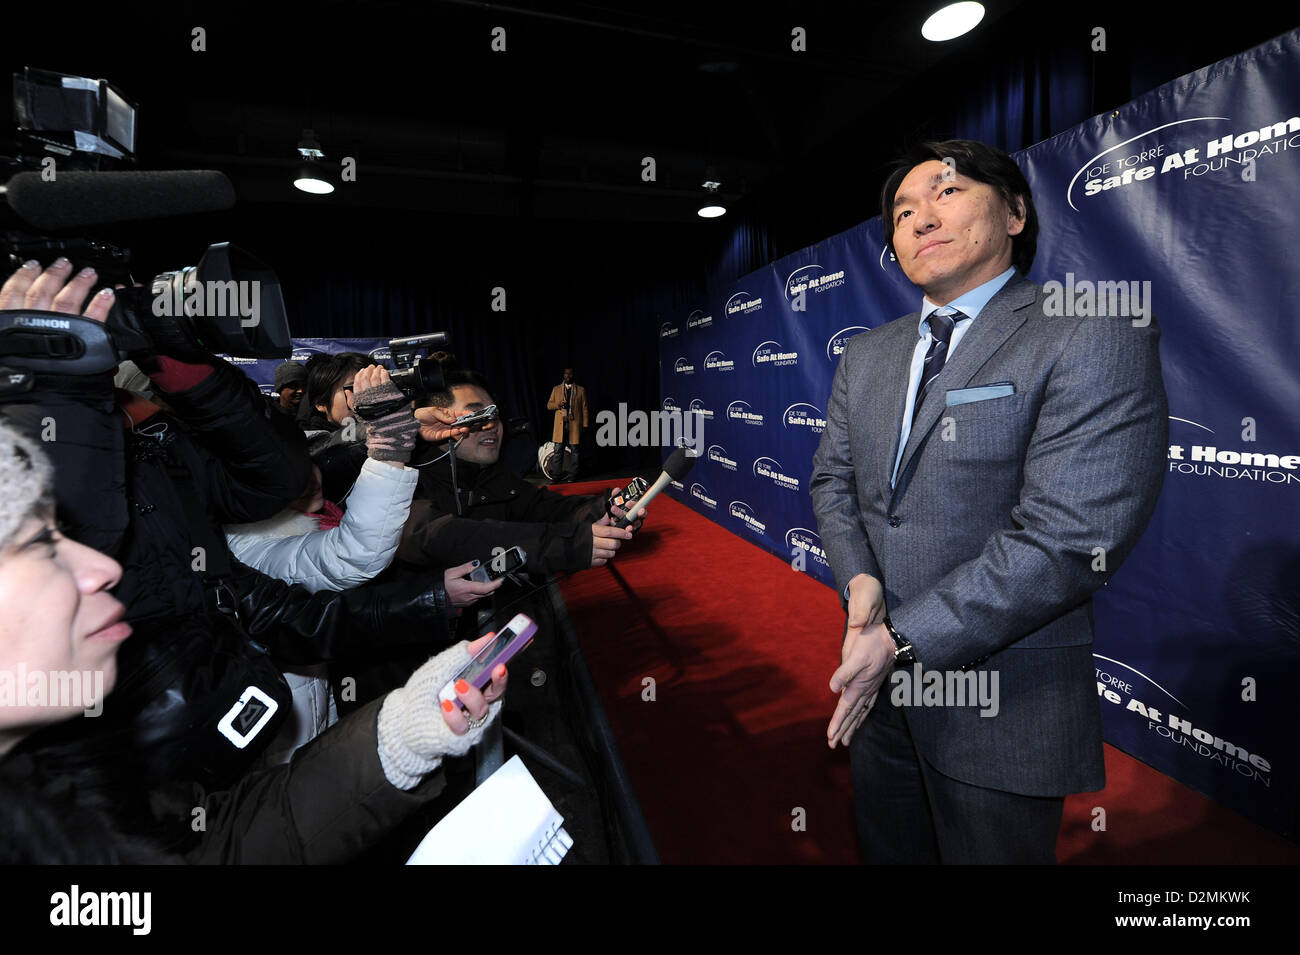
[0,261,475,802]
[0,419,509,863]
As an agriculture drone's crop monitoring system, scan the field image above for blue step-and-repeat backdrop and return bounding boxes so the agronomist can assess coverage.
[659,29,1300,836]
[225,338,391,393]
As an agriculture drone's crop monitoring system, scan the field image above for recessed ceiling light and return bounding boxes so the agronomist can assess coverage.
[697,205,726,218]
[921,2,985,42]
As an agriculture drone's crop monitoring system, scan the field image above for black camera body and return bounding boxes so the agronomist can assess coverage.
[0,241,293,375]
[2,67,291,374]
[387,332,449,401]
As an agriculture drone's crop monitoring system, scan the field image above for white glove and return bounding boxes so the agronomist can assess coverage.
[376,641,503,790]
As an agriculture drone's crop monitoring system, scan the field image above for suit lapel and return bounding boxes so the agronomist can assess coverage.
[894,277,1038,485]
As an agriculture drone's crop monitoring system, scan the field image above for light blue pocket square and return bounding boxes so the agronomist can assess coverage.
[946,383,1015,407]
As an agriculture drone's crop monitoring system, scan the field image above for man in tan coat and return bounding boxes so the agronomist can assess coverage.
[546,368,588,481]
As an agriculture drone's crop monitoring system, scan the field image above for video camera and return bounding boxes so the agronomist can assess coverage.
[387,331,449,402]
[0,67,292,382]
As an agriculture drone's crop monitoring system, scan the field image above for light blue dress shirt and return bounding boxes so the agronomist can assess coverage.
[842,267,1019,601]
[890,267,1018,487]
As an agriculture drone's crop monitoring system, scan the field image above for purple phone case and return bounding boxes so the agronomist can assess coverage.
[458,613,538,692]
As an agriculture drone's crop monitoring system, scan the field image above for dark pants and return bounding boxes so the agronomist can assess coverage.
[558,440,578,477]
[850,697,1064,864]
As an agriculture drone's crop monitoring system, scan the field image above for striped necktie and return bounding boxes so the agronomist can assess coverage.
[914,307,962,415]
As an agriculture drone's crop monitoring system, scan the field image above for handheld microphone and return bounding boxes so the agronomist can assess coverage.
[614,446,697,527]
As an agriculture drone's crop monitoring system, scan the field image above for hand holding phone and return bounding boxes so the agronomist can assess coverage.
[469,545,526,582]
[454,404,499,432]
[439,614,538,710]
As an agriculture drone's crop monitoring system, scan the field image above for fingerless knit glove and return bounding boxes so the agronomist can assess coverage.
[376,641,503,789]
[352,381,419,464]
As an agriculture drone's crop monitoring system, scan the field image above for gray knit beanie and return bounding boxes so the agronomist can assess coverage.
[0,420,54,547]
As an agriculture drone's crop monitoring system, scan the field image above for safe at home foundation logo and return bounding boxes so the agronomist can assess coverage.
[673,357,695,375]
[686,309,713,331]
[784,402,826,434]
[754,456,801,491]
[660,321,680,339]
[687,399,714,421]
[826,326,869,360]
[727,400,764,426]
[689,482,718,509]
[728,500,767,536]
[725,290,763,317]
[1066,114,1300,211]
[707,444,738,471]
[785,263,847,308]
[752,340,798,368]
[785,527,829,569]
[704,350,736,372]
[1095,654,1271,787]
[1167,416,1300,487]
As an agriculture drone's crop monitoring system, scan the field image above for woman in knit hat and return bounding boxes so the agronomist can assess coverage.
[0,416,509,863]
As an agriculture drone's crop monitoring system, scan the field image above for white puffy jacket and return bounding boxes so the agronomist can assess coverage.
[225,457,420,763]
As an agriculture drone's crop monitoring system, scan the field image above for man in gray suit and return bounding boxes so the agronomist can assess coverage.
[810,140,1168,863]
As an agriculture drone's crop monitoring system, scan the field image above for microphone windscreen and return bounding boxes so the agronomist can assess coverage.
[4,170,236,231]
[663,446,698,481]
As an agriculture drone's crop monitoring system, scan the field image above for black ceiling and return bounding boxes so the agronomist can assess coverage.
[3,0,1037,223]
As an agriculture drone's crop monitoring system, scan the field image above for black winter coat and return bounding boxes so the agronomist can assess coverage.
[2,358,454,793]
[396,445,610,575]
[2,697,447,864]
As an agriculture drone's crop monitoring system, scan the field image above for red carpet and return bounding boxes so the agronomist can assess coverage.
[551,479,1300,864]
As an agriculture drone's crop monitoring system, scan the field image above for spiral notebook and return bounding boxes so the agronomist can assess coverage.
[405,754,573,865]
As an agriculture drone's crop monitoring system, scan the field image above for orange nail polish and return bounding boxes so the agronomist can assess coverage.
[455,679,470,695]
[441,699,455,713]
[493,664,506,679]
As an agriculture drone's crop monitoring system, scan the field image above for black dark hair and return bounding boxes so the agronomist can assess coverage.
[881,139,1038,274]
[304,352,369,417]
[423,369,495,410]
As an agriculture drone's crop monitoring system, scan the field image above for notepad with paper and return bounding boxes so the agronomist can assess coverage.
[405,754,572,865]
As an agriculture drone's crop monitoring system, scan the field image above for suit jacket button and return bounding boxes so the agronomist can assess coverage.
[888,515,901,527]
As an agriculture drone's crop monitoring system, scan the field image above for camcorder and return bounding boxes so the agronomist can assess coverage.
[387,332,449,402]
[0,67,292,388]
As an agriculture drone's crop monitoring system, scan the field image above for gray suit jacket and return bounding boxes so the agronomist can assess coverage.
[810,274,1168,796]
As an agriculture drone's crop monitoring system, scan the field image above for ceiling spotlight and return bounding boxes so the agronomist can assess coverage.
[921,2,985,41]
[697,177,725,217]
[293,128,334,195]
